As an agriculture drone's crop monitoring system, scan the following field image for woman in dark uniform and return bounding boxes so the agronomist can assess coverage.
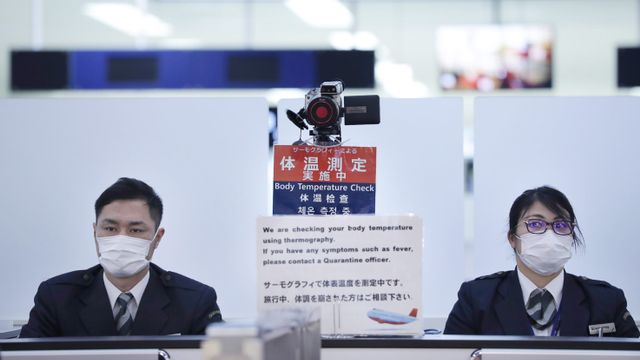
[444,186,639,337]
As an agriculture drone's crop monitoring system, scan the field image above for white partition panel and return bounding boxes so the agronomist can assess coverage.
[474,96,640,318]
[278,98,465,317]
[0,98,269,321]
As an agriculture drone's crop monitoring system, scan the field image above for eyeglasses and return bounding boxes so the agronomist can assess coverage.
[523,219,574,236]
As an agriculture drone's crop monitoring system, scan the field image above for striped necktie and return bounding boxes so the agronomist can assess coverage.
[526,288,557,330]
[113,292,134,335]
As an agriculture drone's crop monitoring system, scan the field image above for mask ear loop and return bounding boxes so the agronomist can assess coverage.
[93,223,102,257]
[146,228,161,260]
[509,232,521,254]
[94,233,101,258]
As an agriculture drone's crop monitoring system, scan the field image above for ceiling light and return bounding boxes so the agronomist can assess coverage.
[285,0,353,29]
[353,31,379,50]
[329,31,353,50]
[376,61,430,98]
[84,3,172,37]
[329,31,379,50]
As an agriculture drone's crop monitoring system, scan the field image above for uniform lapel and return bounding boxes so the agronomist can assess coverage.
[558,273,589,336]
[494,270,532,335]
[131,267,170,335]
[79,271,118,336]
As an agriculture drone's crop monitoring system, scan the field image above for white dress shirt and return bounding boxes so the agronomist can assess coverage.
[103,270,150,320]
[517,266,564,336]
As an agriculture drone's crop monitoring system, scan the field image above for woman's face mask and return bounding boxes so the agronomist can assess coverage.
[515,231,573,276]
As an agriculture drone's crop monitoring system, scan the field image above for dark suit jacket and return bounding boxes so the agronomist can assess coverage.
[444,270,639,337]
[20,263,222,337]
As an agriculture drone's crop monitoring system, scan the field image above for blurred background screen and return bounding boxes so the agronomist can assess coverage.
[436,25,553,91]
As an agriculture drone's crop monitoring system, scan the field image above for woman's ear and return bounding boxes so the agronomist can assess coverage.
[508,233,517,251]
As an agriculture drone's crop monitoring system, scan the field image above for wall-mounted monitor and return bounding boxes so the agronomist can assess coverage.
[436,25,553,91]
[10,50,375,90]
[10,51,69,90]
[108,56,158,83]
[227,54,280,83]
[617,47,640,88]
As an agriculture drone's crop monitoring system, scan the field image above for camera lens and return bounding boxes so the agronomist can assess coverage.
[307,97,340,127]
[315,106,329,119]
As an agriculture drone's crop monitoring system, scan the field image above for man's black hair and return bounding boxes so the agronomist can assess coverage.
[94,177,163,229]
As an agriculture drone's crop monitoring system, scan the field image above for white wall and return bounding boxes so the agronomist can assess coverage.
[0,97,269,321]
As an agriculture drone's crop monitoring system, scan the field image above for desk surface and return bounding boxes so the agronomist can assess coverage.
[1,335,639,351]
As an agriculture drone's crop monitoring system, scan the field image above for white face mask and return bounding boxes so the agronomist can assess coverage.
[515,231,573,276]
[96,234,156,278]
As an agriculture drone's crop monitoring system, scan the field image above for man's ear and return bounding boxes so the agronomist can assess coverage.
[146,228,164,260]
[93,223,100,257]
[154,228,165,249]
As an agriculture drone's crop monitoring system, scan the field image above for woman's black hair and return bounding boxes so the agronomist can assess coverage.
[508,186,584,247]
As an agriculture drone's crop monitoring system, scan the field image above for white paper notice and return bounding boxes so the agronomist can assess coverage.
[256,215,422,336]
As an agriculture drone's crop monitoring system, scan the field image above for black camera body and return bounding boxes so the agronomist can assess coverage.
[287,80,380,146]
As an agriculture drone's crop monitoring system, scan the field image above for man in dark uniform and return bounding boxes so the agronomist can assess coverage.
[20,177,223,337]
[445,186,639,337]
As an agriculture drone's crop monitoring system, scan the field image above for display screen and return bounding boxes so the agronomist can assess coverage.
[436,25,553,91]
[108,56,158,82]
[315,50,375,88]
[11,51,69,90]
[227,54,280,82]
[617,47,640,88]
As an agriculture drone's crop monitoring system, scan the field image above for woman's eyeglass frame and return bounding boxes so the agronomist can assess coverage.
[523,219,575,236]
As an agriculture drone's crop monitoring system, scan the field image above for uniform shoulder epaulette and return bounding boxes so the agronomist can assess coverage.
[475,271,507,281]
[158,269,204,291]
[47,266,101,286]
[577,275,613,288]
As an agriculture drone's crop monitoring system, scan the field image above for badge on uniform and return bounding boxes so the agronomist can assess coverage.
[208,310,221,319]
[588,322,616,336]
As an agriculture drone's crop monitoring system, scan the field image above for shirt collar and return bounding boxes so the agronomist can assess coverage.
[517,266,564,307]
[103,269,150,309]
